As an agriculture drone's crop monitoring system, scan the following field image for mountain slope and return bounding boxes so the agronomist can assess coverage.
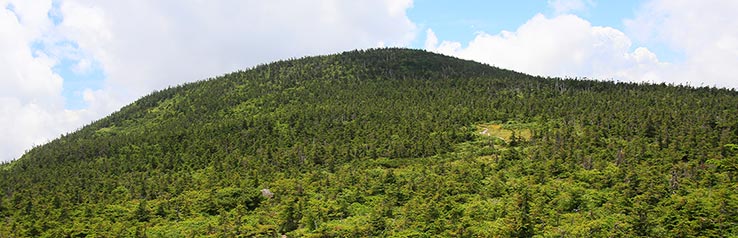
[2,48,738,237]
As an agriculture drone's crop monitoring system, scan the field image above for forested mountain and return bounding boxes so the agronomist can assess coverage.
[1,48,737,237]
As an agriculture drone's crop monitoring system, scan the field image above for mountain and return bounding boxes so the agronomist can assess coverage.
[1,48,737,237]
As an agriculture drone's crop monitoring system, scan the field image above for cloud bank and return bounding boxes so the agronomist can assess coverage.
[425,0,738,88]
[626,0,738,88]
[425,14,668,83]
[0,0,91,162]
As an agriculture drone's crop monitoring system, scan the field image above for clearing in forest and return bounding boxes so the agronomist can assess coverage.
[477,122,532,142]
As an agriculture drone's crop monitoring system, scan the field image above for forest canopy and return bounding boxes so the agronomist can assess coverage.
[1,48,737,237]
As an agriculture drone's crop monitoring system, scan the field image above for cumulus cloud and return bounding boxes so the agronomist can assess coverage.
[0,0,417,162]
[425,14,669,82]
[0,0,96,162]
[1,0,58,104]
[58,0,417,107]
[425,0,738,89]
[0,98,91,160]
[626,0,738,88]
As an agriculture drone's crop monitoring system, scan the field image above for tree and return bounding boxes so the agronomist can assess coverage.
[135,200,150,222]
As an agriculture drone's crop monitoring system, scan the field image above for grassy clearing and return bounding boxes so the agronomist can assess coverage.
[476,121,532,142]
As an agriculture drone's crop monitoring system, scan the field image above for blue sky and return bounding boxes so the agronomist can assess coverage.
[409,0,549,45]
[2,0,737,162]
[408,0,681,63]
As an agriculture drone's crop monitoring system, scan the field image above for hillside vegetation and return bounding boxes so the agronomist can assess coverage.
[1,48,737,237]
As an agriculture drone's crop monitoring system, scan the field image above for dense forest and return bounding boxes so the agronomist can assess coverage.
[1,48,737,237]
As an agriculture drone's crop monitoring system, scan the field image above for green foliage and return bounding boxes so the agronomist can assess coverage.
[2,48,737,237]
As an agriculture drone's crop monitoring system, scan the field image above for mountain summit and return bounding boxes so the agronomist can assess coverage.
[2,48,737,237]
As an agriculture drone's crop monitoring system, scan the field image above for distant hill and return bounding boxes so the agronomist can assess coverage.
[1,48,737,237]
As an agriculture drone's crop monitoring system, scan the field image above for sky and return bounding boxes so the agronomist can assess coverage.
[1,0,737,162]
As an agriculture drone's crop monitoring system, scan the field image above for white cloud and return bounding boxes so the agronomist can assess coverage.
[0,0,99,162]
[425,1,738,89]
[1,0,57,104]
[425,14,669,82]
[626,0,738,88]
[0,0,417,162]
[423,29,438,50]
[547,0,593,15]
[0,98,92,161]
[58,0,417,110]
